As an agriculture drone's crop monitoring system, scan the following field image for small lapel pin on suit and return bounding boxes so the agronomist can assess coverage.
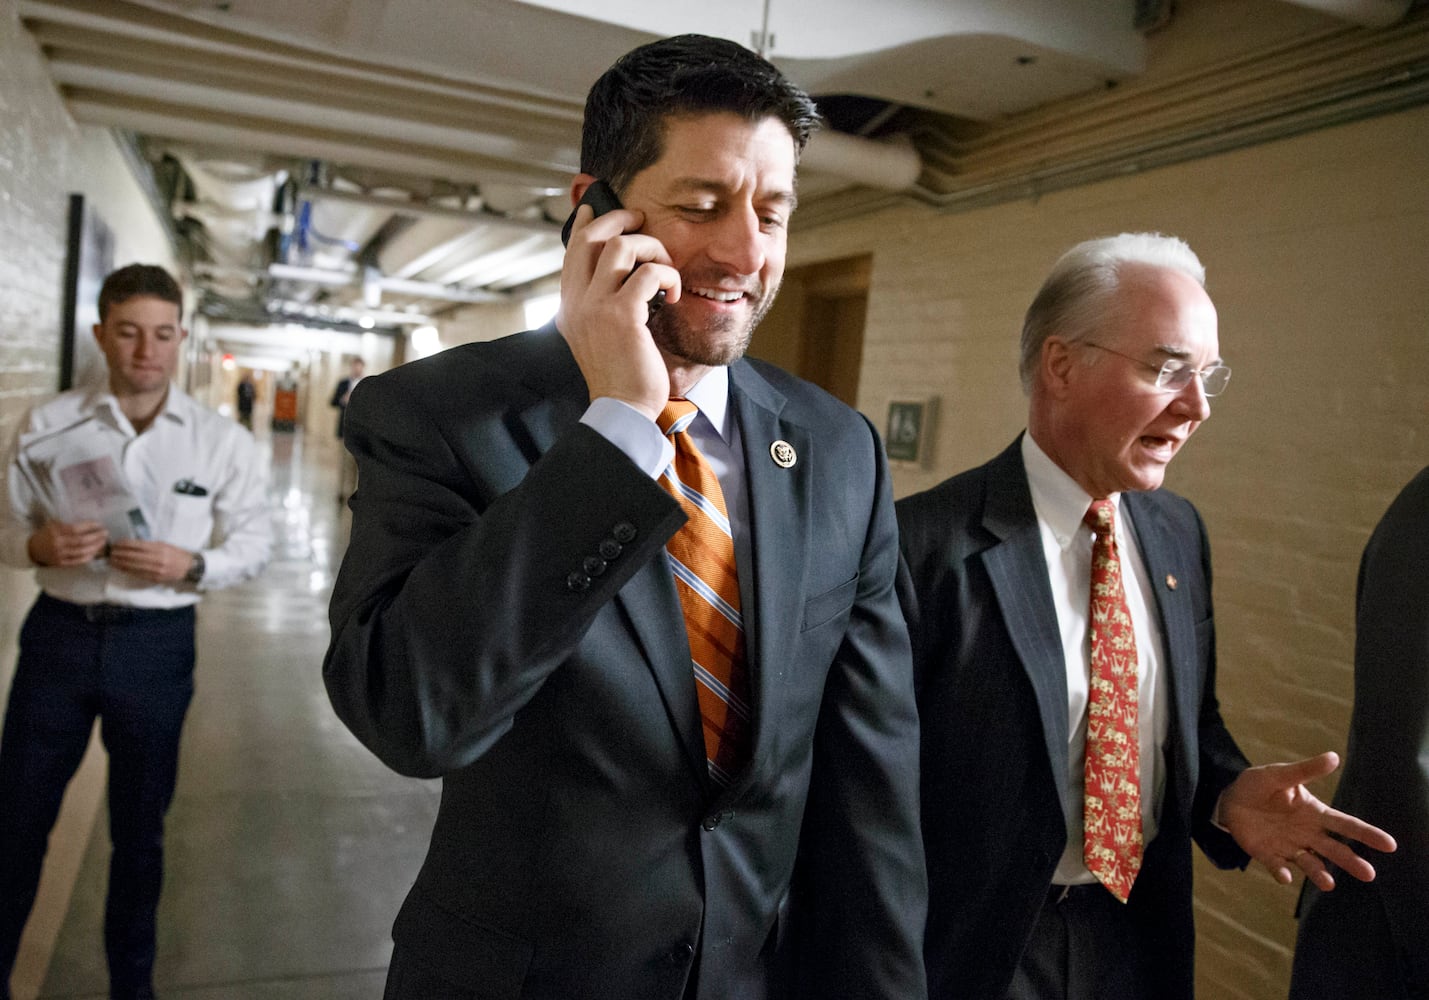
[769,440,796,469]
[1165,574,1178,591]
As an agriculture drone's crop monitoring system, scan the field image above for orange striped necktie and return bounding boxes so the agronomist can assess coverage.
[1082,499,1143,903]
[656,399,751,787]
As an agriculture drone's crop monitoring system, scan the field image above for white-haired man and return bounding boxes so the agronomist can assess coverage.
[897,233,1396,1000]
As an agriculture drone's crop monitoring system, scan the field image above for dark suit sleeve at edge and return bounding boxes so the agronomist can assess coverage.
[323,372,686,778]
[793,414,928,998]
[1184,502,1252,869]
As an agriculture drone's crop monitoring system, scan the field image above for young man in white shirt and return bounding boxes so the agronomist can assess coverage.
[0,264,272,1000]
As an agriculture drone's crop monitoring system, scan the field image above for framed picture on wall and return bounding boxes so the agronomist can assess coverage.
[885,397,937,466]
[60,193,115,390]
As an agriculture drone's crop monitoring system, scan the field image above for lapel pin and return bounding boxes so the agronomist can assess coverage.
[1165,574,1178,591]
[769,440,797,469]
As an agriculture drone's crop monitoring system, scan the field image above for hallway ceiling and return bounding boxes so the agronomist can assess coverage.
[16,0,1428,336]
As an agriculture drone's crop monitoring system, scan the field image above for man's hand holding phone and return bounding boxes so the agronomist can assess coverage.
[556,181,681,421]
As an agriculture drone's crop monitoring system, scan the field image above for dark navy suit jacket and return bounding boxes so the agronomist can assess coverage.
[324,326,927,999]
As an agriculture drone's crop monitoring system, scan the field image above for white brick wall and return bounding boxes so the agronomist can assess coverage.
[793,102,1429,998]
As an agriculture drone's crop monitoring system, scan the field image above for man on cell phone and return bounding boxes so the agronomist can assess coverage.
[324,34,927,1000]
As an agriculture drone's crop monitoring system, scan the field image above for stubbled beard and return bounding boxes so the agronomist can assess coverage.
[648,278,779,368]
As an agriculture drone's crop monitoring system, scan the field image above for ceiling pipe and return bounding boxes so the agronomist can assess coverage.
[801,130,923,191]
[298,184,561,235]
[266,262,512,304]
[1275,0,1411,27]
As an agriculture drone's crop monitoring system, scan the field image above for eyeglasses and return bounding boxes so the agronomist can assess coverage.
[1082,342,1231,397]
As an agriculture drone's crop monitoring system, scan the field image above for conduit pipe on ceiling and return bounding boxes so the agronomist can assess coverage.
[266,262,511,304]
[800,130,923,191]
[1277,0,1411,27]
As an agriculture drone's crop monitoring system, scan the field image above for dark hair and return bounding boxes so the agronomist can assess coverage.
[98,264,183,321]
[581,34,821,194]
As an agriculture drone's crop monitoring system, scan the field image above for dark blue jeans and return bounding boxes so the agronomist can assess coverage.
[0,594,195,1000]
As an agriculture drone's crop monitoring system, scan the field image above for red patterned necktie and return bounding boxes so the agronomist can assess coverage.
[1082,499,1143,902]
[657,399,751,786]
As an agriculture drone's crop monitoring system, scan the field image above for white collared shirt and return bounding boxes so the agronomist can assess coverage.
[0,384,272,607]
[581,365,748,549]
[1021,432,1171,884]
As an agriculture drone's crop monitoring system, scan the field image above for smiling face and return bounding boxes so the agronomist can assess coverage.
[619,112,797,369]
[1034,264,1220,498]
[93,294,187,398]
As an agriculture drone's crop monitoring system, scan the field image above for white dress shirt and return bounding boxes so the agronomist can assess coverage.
[1021,433,1171,884]
[0,384,272,608]
[580,366,749,553]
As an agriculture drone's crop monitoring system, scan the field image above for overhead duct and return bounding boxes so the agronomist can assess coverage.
[267,263,512,305]
[801,130,923,190]
[1276,0,1411,27]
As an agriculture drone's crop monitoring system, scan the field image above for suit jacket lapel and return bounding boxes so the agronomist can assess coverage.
[1124,491,1199,818]
[516,326,710,787]
[979,438,1072,813]
[727,361,809,794]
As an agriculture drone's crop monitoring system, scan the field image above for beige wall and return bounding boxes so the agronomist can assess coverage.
[793,102,1429,998]
[437,297,535,349]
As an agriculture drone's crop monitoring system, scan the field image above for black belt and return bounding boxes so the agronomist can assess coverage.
[1047,882,1108,906]
[38,592,195,623]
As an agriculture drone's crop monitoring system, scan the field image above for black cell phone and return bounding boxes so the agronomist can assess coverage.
[560,179,665,311]
[561,179,622,246]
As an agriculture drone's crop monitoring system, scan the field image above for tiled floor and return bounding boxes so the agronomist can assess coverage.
[35,429,439,999]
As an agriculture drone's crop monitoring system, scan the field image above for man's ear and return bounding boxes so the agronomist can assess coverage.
[1042,336,1076,396]
[570,174,599,208]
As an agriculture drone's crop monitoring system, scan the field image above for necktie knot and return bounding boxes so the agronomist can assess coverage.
[1084,499,1116,536]
[658,398,698,436]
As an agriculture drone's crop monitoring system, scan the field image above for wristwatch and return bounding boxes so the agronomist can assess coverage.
[184,552,205,584]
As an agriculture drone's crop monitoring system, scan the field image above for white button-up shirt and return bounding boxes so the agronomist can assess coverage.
[1022,432,1171,884]
[0,384,272,608]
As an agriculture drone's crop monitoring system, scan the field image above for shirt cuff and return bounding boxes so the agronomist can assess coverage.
[1212,791,1231,833]
[581,398,674,479]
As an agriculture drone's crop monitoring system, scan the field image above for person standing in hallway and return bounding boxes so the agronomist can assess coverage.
[329,356,364,439]
[235,372,256,429]
[0,264,272,1000]
[1289,465,1429,1000]
[329,357,364,501]
[896,233,1397,1000]
[324,34,926,999]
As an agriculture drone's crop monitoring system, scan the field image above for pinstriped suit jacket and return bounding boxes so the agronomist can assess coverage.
[897,436,1249,1000]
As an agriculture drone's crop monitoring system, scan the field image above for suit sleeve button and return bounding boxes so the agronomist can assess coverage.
[598,538,622,560]
[612,521,637,544]
[566,571,591,593]
[582,556,607,576]
[701,813,722,831]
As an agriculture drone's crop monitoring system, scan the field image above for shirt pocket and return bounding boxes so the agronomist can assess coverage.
[160,492,214,548]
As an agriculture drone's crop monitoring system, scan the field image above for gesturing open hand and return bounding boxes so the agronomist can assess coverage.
[1220,751,1397,891]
